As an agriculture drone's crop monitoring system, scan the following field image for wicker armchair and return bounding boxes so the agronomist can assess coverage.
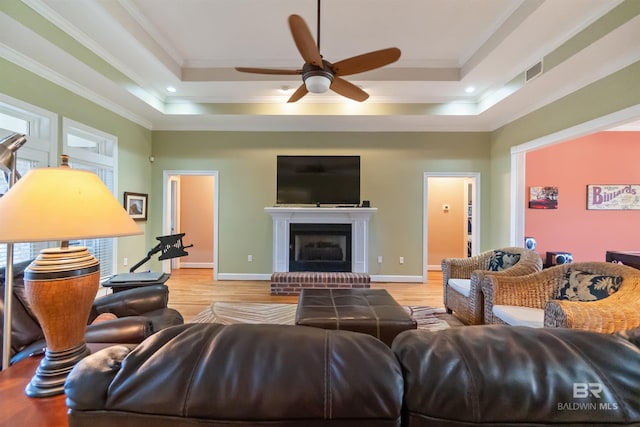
[482,261,640,333]
[442,247,542,325]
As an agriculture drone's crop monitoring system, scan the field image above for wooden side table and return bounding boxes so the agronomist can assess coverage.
[0,356,67,426]
[0,343,114,426]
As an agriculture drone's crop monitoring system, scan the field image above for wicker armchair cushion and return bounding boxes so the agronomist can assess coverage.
[488,250,521,271]
[557,269,623,301]
[447,278,471,297]
[493,305,544,328]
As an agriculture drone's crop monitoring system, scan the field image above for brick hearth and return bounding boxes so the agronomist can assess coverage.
[270,272,371,296]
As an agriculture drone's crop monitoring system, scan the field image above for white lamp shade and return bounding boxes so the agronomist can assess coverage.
[304,75,331,93]
[0,166,141,243]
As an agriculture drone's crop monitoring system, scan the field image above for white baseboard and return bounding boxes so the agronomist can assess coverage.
[217,273,272,281]
[370,275,425,283]
[179,262,214,269]
[427,264,442,271]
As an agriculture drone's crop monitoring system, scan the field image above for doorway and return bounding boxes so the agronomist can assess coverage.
[423,172,480,279]
[163,170,219,280]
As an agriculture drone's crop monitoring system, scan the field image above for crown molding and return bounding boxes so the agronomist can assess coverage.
[0,42,152,129]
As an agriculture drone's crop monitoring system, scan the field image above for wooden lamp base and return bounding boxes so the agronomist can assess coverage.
[23,246,100,398]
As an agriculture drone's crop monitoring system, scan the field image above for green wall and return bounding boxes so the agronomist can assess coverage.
[150,132,491,276]
[0,59,153,272]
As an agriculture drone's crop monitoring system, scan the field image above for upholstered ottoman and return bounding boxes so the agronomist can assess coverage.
[392,325,640,426]
[295,288,417,346]
[65,323,404,427]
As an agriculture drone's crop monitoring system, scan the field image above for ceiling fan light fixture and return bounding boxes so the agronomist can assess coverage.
[304,75,332,93]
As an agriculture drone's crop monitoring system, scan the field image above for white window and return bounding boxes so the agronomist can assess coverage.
[0,94,57,269]
[62,118,119,280]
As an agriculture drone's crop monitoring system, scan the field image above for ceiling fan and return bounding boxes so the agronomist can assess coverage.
[235,1,401,103]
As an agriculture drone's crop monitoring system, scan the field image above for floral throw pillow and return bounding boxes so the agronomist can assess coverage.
[557,269,622,301]
[488,251,521,271]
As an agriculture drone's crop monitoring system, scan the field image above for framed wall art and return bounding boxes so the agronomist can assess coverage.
[586,184,640,210]
[528,186,558,209]
[124,192,148,221]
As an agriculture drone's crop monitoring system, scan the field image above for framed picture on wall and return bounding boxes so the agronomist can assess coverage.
[586,184,640,210]
[124,192,148,221]
[528,186,558,209]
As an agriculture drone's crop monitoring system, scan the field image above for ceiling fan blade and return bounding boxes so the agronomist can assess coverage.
[332,48,401,76]
[330,77,369,102]
[288,14,323,67]
[235,67,301,75]
[287,84,309,103]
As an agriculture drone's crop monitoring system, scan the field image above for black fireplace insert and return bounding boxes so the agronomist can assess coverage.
[289,223,352,272]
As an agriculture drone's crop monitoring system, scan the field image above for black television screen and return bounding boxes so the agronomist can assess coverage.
[277,155,360,205]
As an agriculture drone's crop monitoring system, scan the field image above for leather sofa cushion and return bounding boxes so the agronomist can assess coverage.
[66,323,404,427]
[393,325,640,426]
[0,284,44,355]
[140,307,185,333]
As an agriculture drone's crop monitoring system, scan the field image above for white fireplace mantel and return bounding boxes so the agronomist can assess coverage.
[265,207,377,273]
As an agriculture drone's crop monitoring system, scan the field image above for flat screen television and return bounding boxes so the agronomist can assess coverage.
[277,155,360,205]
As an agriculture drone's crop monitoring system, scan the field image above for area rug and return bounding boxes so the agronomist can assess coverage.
[190,302,451,331]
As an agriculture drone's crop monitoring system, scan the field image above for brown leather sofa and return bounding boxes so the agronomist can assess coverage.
[66,323,404,426]
[394,326,640,426]
[65,323,640,426]
[0,260,184,365]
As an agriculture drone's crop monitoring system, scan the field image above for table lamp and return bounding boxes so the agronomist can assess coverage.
[0,154,142,397]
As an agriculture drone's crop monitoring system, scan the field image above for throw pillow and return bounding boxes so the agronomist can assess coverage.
[557,269,622,301]
[488,251,521,271]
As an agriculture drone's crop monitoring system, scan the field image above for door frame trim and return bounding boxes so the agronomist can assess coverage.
[162,170,219,280]
[423,172,481,281]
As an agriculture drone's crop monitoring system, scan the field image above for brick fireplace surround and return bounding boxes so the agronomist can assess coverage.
[265,206,377,274]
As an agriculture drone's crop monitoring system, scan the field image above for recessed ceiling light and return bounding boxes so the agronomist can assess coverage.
[465,86,475,94]
[279,85,292,93]
[166,86,177,93]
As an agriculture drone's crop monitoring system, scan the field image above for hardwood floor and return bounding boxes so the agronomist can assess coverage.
[165,269,445,322]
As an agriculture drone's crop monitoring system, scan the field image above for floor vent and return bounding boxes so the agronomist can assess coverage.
[525,61,543,82]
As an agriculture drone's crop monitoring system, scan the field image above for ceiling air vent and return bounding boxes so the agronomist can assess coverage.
[525,61,543,82]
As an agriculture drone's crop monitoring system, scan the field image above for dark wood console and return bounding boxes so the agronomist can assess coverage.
[605,251,640,270]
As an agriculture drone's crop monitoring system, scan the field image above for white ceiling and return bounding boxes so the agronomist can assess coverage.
[2,0,639,131]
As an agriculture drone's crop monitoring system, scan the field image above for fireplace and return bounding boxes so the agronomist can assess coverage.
[289,223,352,272]
[265,206,376,273]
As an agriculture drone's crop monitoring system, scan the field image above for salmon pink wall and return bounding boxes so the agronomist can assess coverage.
[180,175,214,264]
[525,131,640,263]
[428,177,467,265]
